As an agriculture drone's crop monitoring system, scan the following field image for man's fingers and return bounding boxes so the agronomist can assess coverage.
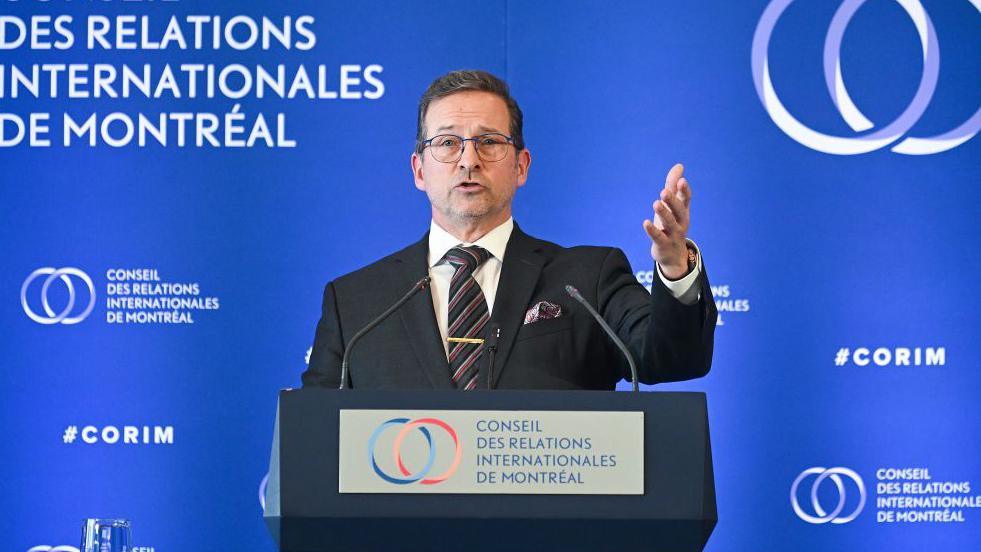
[643,219,670,245]
[664,163,684,192]
[650,164,689,248]
[677,177,692,208]
[660,188,688,228]
[654,200,680,234]
[651,200,671,232]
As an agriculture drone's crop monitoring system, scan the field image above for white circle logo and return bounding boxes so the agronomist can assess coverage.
[259,473,269,511]
[21,267,96,325]
[752,0,981,155]
[790,466,867,524]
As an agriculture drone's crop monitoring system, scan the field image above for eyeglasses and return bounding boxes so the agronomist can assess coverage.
[422,133,515,163]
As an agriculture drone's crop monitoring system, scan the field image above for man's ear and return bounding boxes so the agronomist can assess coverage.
[516,147,531,188]
[411,152,425,191]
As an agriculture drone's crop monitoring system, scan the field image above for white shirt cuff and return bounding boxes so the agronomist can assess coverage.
[656,239,702,306]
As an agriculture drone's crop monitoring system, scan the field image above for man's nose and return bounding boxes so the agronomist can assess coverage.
[458,139,481,170]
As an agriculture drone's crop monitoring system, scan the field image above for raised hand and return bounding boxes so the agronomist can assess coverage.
[643,163,692,280]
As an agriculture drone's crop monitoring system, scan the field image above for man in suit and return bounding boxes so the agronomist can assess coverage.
[302,70,717,390]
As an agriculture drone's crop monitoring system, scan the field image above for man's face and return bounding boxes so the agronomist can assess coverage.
[411,91,531,231]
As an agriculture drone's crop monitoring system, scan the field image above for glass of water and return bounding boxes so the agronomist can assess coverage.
[80,518,131,552]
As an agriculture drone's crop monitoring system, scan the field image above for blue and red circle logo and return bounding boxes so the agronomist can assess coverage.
[368,417,462,485]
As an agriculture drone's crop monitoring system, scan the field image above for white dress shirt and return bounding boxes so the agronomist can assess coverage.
[427,218,702,356]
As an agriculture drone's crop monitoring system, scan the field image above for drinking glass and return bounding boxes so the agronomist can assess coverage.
[80,518,131,552]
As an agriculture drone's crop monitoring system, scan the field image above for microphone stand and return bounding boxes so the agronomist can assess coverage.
[339,276,431,389]
[565,284,640,392]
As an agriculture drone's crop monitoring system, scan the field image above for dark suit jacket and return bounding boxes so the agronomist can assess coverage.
[302,224,717,390]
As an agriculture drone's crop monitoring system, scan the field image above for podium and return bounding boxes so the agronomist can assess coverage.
[264,388,716,552]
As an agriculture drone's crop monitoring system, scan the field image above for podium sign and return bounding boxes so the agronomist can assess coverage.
[338,409,644,494]
[265,389,716,552]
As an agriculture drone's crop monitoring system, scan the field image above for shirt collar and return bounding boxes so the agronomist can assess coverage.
[428,217,514,268]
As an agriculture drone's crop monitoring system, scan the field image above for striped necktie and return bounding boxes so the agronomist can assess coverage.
[444,245,492,390]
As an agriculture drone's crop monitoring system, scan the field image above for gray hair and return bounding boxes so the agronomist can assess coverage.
[415,70,525,154]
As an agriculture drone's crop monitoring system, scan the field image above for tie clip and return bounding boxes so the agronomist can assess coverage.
[448,337,484,344]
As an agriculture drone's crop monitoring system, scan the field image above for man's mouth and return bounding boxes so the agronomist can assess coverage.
[455,181,484,191]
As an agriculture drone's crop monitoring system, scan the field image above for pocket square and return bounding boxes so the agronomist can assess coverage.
[524,301,562,325]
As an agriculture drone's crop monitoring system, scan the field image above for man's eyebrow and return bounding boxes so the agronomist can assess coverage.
[475,125,505,134]
[432,124,506,134]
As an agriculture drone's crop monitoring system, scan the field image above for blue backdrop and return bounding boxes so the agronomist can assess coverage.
[2,1,978,550]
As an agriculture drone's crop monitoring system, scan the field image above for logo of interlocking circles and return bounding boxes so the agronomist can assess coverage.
[752,0,981,155]
[368,417,462,485]
[791,467,867,524]
[21,267,96,325]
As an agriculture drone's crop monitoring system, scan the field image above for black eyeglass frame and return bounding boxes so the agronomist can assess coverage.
[421,132,516,163]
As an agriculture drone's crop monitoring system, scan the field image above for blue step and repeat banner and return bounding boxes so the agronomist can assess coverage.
[2,0,978,550]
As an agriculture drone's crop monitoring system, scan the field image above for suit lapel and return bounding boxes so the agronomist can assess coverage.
[389,233,454,389]
[489,224,545,388]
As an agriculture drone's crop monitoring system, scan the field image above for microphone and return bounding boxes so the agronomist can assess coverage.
[339,276,431,390]
[564,284,640,392]
[484,323,501,390]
